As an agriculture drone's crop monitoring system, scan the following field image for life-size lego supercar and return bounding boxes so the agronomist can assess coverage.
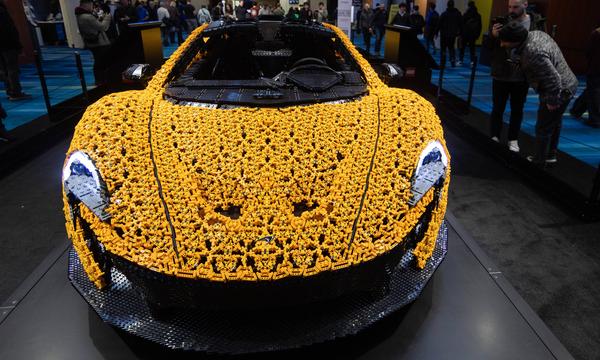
[63,18,450,330]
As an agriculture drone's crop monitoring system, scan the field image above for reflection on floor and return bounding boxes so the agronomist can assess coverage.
[353,34,599,167]
[0,47,95,131]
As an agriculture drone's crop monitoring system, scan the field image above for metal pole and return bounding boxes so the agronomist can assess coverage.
[74,52,88,101]
[466,56,478,111]
[33,50,52,116]
[437,50,446,101]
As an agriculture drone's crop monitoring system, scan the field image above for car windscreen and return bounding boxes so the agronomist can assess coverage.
[164,20,368,108]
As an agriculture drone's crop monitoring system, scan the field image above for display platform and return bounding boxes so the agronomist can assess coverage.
[0,214,573,360]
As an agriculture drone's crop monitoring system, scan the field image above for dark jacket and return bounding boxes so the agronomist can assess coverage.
[587,28,600,77]
[489,13,544,81]
[372,8,387,28]
[391,12,410,27]
[515,31,578,106]
[0,3,22,51]
[359,8,374,30]
[410,13,425,34]
[424,9,439,38]
[461,7,482,40]
[114,4,137,33]
[438,6,462,37]
[440,8,462,37]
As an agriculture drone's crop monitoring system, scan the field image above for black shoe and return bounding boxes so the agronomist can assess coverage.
[8,92,32,101]
[526,155,556,164]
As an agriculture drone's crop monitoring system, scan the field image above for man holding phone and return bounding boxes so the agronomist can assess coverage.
[488,0,542,153]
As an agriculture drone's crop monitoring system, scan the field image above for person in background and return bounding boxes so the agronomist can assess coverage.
[314,2,328,22]
[272,3,284,17]
[571,27,600,127]
[75,0,112,85]
[136,0,149,21]
[584,26,600,127]
[438,0,462,67]
[249,1,259,18]
[359,2,374,54]
[424,3,439,54]
[234,0,246,20]
[409,5,425,36]
[488,0,543,152]
[0,0,32,101]
[391,2,410,27]
[458,1,482,66]
[299,2,312,21]
[286,5,300,20]
[499,23,578,165]
[372,3,386,54]
[0,100,12,142]
[114,0,137,35]
[157,0,171,45]
[147,0,158,21]
[183,0,197,30]
[211,2,223,20]
[224,2,235,19]
[168,1,182,43]
[258,4,270,16]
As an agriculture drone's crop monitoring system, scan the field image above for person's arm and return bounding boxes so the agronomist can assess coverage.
[525,51,563,108]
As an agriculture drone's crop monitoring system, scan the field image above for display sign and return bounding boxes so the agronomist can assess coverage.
[337,0,352,37]
[388,4,399,25]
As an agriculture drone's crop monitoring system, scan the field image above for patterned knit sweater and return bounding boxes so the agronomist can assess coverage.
[515,31,578,105]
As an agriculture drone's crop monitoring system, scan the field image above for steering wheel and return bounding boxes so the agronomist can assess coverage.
[289,57,327,70]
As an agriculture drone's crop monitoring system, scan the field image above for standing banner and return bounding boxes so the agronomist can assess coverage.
[337,0,352,37]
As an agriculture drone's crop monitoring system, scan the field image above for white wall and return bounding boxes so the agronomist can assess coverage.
[59,0,84,48]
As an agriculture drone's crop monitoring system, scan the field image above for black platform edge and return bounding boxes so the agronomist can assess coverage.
[0,83,140,180]
[0,239,70,325]
[431,86,600,220]
[445,212,574,360]
[0,213,575,359]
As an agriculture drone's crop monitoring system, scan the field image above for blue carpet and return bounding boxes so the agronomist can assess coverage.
[0,46,95,131]
[352,34,599,167]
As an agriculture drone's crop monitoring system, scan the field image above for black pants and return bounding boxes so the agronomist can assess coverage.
[459,37,476,63]
[362,28,372,53]
[374,25,384,53]
[440,36,456,65]
[0,49,23,96]
[490,79,529,141]
[533,100,569,163]
[90,45,111,86]
[425,31,436,54]
[587,75,600,125]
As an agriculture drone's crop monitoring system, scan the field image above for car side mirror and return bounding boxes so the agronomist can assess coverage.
[381,63,405,85]
[122,64,154,84]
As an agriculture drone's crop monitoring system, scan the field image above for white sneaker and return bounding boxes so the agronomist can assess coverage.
[508,140,520,152]
[491,136,499,143]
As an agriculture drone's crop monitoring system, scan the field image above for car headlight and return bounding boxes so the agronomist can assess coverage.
[62,151,111,221]
[409,141,448,206]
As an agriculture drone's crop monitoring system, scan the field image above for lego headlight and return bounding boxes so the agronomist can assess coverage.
[62,151,111,221]
[409,141,448,206]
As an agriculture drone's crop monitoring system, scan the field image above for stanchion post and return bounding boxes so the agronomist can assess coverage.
[466,56,478,112]
[437,51,446,102]
[33,50,52,116]
[74,52,88,101]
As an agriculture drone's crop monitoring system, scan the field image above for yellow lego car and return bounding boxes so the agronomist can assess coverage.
[63,19,450,315]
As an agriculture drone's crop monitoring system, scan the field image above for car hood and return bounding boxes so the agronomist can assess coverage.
[148,96,379,280]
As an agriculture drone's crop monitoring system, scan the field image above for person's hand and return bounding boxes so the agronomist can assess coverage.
[491,23,502,38]
[369,27,373,34]
[546,103,560,111]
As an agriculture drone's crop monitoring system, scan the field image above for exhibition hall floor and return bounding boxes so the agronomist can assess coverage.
[0,120,599,359]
